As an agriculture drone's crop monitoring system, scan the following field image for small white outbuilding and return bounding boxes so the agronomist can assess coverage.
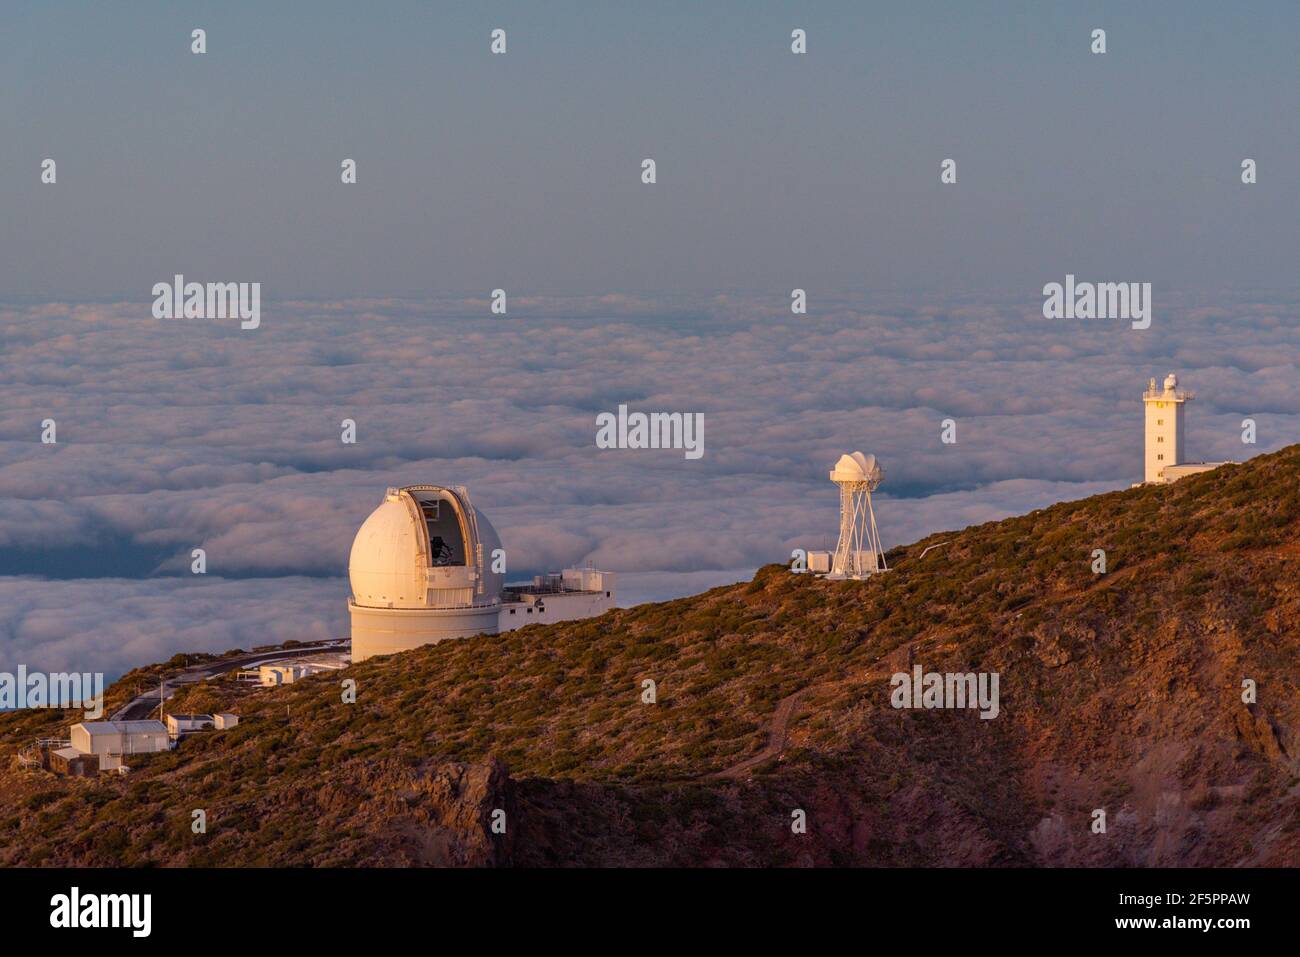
[258,661,340,686]
[69,720,170,771]
[165,713,214,736]
[166,712,240,736]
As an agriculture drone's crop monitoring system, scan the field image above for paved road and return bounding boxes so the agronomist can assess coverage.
[111,641,348,721]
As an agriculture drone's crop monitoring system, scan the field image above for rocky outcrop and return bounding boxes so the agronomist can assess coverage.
[302,758,516,866]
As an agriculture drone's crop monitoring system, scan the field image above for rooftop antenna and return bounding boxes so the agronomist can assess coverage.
[828,452,888,579]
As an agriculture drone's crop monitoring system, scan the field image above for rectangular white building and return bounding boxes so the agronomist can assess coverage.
[806,551,832,573]
[498,568,616,631]
[259,660,342,686]
[165,713,214,736]
[69,720,170,771]
[166,712,239,735]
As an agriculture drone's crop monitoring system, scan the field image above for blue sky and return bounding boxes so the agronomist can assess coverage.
[3,1,1296,298]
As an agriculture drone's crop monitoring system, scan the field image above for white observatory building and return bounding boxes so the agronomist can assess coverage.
[1143,373,1230,484]
[807,451,889,579]
[348,485,615,662]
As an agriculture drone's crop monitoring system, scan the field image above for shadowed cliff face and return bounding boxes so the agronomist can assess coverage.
[3,446,1298,867]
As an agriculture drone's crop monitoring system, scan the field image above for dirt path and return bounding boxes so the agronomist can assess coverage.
[712,686,811,780]
[707,659,900,781]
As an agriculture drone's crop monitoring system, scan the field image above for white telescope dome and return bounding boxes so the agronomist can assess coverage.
[349,485,503,610]
[829,451,882,485]
[347,482,616,664]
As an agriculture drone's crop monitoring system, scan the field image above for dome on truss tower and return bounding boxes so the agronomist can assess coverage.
[829,451,881,486]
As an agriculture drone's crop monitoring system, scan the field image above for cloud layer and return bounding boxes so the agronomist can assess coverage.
[1,292,1296,678]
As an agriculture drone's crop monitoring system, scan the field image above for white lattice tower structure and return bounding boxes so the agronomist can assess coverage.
[828,452,888,579]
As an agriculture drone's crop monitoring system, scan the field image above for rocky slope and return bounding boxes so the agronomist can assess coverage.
[3,446,1298,866]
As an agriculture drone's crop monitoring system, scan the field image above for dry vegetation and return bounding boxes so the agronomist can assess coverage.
[2,446,1298,866]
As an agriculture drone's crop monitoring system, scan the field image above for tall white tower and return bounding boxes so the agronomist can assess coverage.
[828,452,888,579]
[1143,372,1193,483]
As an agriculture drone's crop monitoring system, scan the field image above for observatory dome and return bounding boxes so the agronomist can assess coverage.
[349,485,503,610]
[830,451,881,485]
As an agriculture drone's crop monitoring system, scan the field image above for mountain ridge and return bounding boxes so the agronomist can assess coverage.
[3,445,1298,866]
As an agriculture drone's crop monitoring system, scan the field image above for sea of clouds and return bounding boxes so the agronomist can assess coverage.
[1,292,1296,679]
